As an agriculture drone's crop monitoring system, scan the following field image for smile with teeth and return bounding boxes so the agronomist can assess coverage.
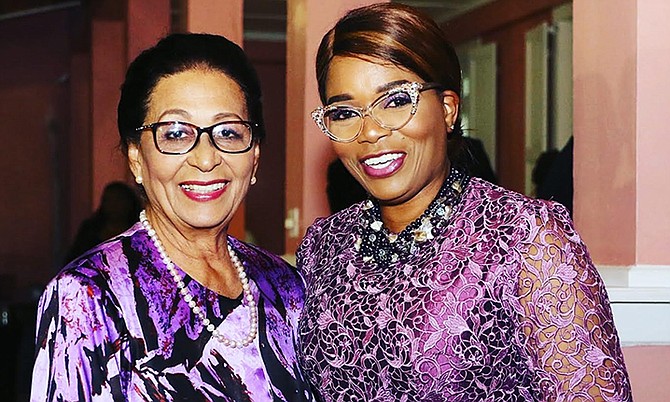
[363,152,404,169]
[180,182,227,194]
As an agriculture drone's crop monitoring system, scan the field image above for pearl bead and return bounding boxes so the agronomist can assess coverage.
[139,210,258,348]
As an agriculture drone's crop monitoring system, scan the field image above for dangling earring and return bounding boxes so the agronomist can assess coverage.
[250,177,257,185]
[135,176,143,185]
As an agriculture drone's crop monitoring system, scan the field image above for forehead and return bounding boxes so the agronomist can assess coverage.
[147,68,247,117]
[325,56,422,99]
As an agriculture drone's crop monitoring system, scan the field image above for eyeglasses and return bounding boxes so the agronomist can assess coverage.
[311,81,441,143]
[135,120,257,155]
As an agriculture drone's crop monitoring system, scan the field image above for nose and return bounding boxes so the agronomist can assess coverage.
[187,132,222,171]
[357,114,390,143]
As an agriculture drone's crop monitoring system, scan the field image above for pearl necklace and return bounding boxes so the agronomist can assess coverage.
[139,210,258,348]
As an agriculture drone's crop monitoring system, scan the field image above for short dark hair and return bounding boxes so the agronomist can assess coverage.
[315,3,464,160]
[117,33,265,154]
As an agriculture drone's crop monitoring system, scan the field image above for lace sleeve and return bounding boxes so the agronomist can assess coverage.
[296,217,326,279]
[516,202,632,401]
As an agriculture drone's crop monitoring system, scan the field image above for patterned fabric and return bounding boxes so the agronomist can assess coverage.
[297,177,632,402]
[31,223,314,402]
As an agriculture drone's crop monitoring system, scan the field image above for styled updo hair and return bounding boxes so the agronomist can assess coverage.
[315,3,464,160]
[117,33,265,154]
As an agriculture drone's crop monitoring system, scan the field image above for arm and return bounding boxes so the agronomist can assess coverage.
[515,203,631,401]
[31,272,128,402]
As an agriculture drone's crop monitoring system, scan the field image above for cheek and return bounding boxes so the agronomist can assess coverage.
[332,143,356,160]
[142,153,181,183]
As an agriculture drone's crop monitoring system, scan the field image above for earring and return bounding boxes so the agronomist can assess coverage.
[135,176,143,185]
[449,124,455,131]
[250,177,257,185]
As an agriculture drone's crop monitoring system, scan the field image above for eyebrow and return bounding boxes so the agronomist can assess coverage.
[325,79,410,106]
[157,109,244,122]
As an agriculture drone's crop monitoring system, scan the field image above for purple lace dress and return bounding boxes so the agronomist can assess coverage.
[297,176,631,401]
[31,223,314,401]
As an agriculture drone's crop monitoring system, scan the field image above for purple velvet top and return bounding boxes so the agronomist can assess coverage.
[297,178,632,401]
[31,223,314,401]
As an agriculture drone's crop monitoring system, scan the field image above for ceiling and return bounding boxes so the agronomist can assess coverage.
[0,0,495,40]
[243,0,496,41]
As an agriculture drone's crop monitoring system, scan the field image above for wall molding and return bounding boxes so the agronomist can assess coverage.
[598,265,670,346]
[598,265,670,302]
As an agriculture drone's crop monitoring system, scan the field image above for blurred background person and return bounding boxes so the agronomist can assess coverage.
[326,158,368,214]
[536,136,574,216]
[64,181,142,264]
[31,33,313,401]
[530,148,559,197]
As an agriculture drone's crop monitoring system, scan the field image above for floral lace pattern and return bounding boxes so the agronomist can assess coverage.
[296,178,631,402]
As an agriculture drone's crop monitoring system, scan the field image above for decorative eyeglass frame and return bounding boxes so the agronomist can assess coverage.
[311,81,441,143]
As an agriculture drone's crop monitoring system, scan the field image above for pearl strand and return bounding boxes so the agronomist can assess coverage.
[139,210,258,348]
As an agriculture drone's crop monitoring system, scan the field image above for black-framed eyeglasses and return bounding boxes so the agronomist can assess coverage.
[135,120,258,155]
[311,81,441,143]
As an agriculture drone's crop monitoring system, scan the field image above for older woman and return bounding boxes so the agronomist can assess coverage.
[297,3,632,401]
[31,33,313,401]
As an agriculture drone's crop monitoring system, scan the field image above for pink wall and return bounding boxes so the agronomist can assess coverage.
[636,2,670,264]
[573,0,637,266]
[0,8,82,298]
[574,0,670,267]
[90,20,129,204]
[622,346,670,402]
[245,40,287,254]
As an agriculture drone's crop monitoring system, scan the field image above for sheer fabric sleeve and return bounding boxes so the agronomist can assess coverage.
[515,202,632,401]
[31,272,128,402]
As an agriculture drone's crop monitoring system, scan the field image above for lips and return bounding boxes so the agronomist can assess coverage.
[180,181,229,201]
[360,152,406,178]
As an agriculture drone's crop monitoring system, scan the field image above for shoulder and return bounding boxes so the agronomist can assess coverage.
[231,238,306,308]
[296,201,363,274]
[48,223,149,306]
[463,177,572,231]
[298,201,363,252]
[64,222,145,274]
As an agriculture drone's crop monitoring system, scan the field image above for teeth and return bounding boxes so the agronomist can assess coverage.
[180,183,226,193]
[363,153,403,168]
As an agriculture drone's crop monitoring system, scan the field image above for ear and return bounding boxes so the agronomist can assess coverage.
[251,142,260,178]
[127,142,143,182]
[441,90,460,131]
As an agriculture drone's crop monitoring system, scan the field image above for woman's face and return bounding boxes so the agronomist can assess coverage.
[128,68,259,232]
[324,56,458,207]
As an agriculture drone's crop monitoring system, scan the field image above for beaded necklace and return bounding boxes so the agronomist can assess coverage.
[355,167,469,264]
[139,210,258,348]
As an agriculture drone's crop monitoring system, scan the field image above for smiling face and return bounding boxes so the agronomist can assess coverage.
[325,56,459,208]
[128,68,260,233]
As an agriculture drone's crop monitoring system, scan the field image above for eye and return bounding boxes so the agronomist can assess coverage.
[212,123,246,140]
[325,107,359,122]
[158,122,194,141]
[381,91,412,109]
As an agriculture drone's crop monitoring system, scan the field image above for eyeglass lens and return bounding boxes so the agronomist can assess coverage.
[153,121,252,154]
[322,88,415,141]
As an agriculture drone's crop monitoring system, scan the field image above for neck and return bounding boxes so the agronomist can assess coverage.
[143,209,240,297]
[379,170,449,234]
